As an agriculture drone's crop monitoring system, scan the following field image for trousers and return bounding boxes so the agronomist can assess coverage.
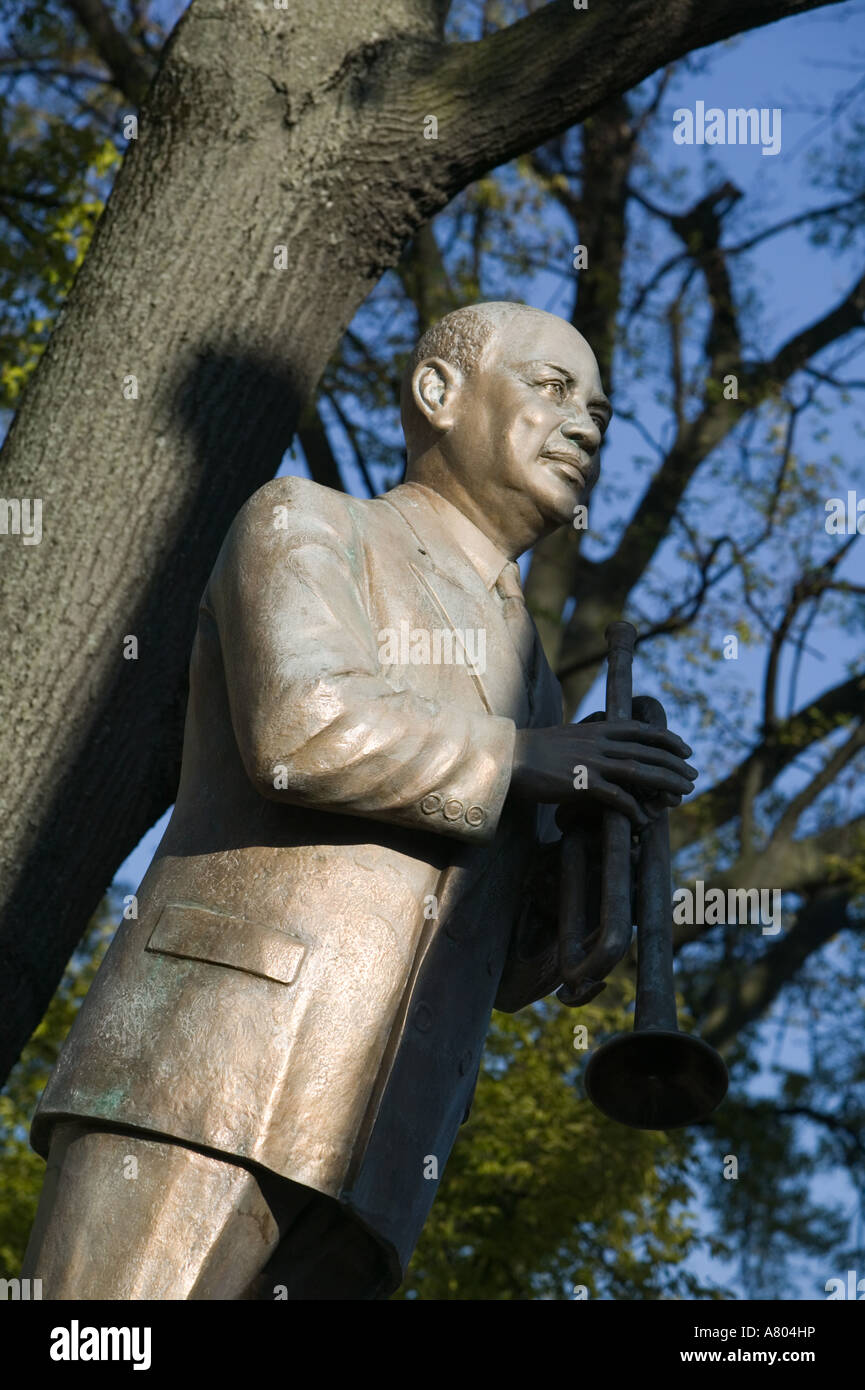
[22,1122,392,1300]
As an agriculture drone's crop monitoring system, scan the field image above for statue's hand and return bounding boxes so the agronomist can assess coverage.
[630,694,692,817]
[510,696,696,829]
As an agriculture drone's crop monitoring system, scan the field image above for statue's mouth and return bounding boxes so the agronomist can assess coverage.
[540,451,587,485]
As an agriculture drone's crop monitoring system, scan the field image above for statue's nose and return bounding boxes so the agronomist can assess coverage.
[560,412,600,451]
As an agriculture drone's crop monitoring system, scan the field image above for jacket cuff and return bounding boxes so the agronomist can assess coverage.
[411,714,516,845]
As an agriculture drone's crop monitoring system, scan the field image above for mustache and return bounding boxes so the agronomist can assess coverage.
[541,448,588,465]
[540,447,599,483]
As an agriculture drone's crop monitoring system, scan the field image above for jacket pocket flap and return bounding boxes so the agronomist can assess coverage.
[146,903,306,985]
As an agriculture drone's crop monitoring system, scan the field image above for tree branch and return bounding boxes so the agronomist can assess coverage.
[669,180,744,373]
[672,672,865,850]
[772,1105,865,1161]
[772,723,865,841]
[700,889,854,1050]
[431,0,847,188]
[62,0,156,105]
[752,269,865,393]
[763,532,859,731]
[672,815,865,953]
[296,402,345,493]
[626,189,865,328]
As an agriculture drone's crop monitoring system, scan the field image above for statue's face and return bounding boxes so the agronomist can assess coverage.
[425,313,610,539]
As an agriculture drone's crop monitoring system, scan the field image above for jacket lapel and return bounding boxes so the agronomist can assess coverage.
[381,488,532,726]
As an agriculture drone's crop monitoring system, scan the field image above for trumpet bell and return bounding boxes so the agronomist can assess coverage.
[584,1029,729,1130]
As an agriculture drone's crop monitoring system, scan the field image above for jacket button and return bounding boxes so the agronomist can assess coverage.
[458,1049,473,1076]
[465,805,485,827]
[421,794,443,814]
[413,1002,433,1032]
[443,798,464,820]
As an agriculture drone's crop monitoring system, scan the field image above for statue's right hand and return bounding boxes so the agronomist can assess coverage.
[509,720,696,828]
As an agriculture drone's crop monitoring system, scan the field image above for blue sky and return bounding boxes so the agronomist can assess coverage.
[112,1,865,1300]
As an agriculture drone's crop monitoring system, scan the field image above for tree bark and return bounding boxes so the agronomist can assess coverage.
[0,0,846,1081]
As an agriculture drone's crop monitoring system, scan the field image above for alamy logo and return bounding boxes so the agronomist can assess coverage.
[49,1321,152,1370]
[0,1277,42,1299]
[825,1270,865,1299]
[825,492,865,534]
[378,621,486,675]
[673,881,782,935]
[673,102,781,156]
[0,497,42,545]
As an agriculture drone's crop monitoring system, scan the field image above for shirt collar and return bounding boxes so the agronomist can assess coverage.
[395,482,511,591]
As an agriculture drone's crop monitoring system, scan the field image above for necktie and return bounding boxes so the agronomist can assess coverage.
[495,561,539,717]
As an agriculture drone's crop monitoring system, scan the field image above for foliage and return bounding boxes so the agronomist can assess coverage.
[0,0,155,409]
[400,987,716,1300]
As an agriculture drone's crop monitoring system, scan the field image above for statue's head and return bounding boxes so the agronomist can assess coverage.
[400,302,610,555]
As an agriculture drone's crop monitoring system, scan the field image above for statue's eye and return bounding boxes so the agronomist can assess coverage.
[540,378,566,399]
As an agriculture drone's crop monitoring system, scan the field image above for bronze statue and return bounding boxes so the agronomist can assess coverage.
[23,302,700,1300]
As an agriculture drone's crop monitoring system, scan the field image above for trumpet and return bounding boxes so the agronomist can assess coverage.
[557,622,728,1130]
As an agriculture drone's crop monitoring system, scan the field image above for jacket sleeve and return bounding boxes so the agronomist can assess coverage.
[207,476,516,846]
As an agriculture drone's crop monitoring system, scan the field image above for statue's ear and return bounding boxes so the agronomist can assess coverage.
[411,356,463,433]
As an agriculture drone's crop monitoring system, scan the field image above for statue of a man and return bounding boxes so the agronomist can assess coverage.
[24,303,695,1299]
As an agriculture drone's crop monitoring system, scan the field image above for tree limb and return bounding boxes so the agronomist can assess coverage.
[62,0,156,105]
[772,723,865,841]
[432,0,847,188]
[700,889,854,1050]
[297,402,345,493]
[672,673,865,850]
[672,815,865,952]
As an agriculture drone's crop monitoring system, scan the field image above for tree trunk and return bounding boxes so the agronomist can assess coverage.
[0,0,454,1081]
[0,0,843,1082]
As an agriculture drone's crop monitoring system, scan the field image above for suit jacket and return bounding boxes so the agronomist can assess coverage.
[32,476,566,1290]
